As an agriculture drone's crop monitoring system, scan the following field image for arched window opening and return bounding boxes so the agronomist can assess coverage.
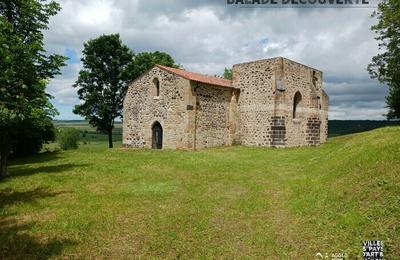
[153,78,160,96]
[293,91,302,119]
[152,121,163,149]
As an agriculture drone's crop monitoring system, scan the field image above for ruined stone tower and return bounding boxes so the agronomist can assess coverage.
[232,57,328,147]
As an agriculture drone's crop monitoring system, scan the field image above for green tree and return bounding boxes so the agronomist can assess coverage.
[74,36,179,148]
[0,0,66,178]
[368,0,400,119]
[12,112,56,157]
[223,67,232,80]
[125,51,179,81]
[73,34,134,148]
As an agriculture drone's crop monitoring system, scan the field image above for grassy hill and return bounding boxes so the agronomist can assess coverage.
[1,127,399,258]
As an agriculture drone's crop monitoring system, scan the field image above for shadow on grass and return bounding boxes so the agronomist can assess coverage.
[0,187,68,209]
[7,163,90,179]
[9,151,63,166]
[0,187,76,258]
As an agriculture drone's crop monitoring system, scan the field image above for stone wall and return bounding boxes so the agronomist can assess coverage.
[320,90,329,143]
[123,67,238,150]
[193,82,237,149]
[122,67,191,149]
[306,117,321,145]
[282,58,324,147]
[232,58,279,146]
[233,57,328,147]
[270,116,286,146]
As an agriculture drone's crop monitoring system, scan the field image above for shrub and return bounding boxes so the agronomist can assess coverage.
[82,130,89,138]
[57,128,80,150]
[11,116,56,157]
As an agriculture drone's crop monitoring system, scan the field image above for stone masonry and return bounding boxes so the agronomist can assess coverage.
[123,57,329,149]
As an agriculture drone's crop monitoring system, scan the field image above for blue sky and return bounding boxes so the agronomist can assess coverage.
[64,48,80,65]
[45,0,388,120]
[51,48,81,120]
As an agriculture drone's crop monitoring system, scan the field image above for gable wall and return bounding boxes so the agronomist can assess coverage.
[122,67,191,149]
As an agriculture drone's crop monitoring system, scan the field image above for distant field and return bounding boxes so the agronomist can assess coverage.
[53,120,123,144]
[53,120,400,141]
[1,126,399,258]
[328,120,399,137]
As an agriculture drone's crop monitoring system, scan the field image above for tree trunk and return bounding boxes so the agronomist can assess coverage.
[108,129,113,148]
[0,137,9,179]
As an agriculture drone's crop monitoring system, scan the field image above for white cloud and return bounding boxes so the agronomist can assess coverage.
[44,0,389,120]
[48,63,81,105]
[76,0,114,26]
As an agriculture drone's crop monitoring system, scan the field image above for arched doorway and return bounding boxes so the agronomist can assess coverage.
[152,122,163,149]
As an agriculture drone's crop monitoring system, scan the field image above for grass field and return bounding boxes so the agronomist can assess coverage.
[53,121,123,144]
[1,125,400,258]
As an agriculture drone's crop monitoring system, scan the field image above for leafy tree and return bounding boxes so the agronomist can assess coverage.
[368,0,400,119]
[0,0,66,178]
[223,67,233,80]
[73,34,134,148]
[12,113,56,157]
[74,35,179,149]
[125,51,179,81]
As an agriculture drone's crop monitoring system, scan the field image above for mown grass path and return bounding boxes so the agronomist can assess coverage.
[1,127,400,258]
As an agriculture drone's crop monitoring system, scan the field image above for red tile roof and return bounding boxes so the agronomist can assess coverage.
[156,65,233,88]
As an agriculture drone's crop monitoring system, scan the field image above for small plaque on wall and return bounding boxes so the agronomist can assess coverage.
[276,79,286,91]
[186,105,194,110]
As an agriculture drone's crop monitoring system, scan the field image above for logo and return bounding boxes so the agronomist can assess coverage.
[315,252,327,259]
[362,241,384,260]
[315,252,348,259]
[226,0,379,8]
